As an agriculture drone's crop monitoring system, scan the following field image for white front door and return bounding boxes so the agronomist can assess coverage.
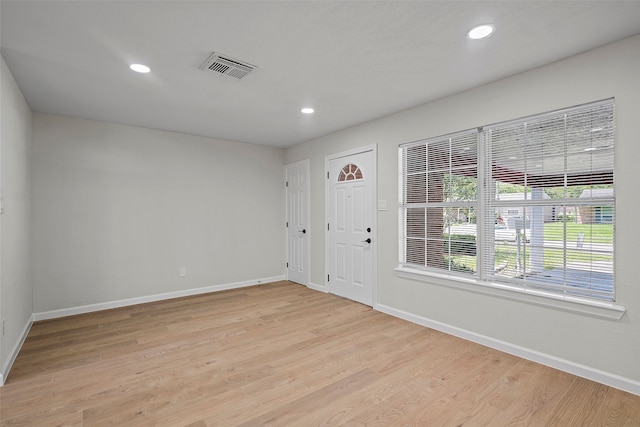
[327,148,376,306]
[286,160,309,285]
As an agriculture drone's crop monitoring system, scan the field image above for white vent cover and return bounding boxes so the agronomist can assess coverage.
[199,52,256,80]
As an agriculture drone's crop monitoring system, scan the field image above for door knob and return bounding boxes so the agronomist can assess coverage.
[367,227,371,233]
[362,238,372,244]
[300,229,306,234]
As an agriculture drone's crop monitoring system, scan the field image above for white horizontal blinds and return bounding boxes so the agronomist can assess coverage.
[486,99,615,300]
[401,130,478,276]
[402,143,427,266]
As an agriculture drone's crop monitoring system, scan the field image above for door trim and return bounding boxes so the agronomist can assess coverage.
[285,159,310,286]
[325,144,377,305]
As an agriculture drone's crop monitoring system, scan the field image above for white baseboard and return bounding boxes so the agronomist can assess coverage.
[307,282,326,293]
[1,316,33,386]
[33,275,285,322]
[375,303,640,397]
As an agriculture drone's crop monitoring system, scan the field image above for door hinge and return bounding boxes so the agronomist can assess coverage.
[327,223,330,231]
[286,221,288,227]
[327,171,329,179]
[327,274,330,282]
[286,181,289,187]
[286,262,289,268]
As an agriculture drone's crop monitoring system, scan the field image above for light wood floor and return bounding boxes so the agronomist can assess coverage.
[2,281,639,426]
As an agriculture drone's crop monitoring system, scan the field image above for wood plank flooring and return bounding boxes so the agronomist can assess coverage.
[1,281,639,426]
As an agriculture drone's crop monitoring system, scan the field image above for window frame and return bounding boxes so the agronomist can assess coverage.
[399,129,480,275]
[397,99,624,318]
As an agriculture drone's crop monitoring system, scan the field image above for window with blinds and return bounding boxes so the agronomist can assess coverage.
[401,129,479,276]
[399,99,615,301]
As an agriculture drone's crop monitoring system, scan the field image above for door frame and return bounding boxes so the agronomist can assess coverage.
[284,159,310,286]
[325,144,377,305]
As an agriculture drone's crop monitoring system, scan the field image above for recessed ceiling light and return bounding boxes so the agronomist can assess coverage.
[130,63,151,73]
[301,107,314,114]
[467,24,495,40]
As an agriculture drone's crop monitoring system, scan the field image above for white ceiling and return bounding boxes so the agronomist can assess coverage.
[2,1,640,148]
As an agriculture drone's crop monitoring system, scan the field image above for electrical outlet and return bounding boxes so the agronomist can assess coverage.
[178,267,186,277]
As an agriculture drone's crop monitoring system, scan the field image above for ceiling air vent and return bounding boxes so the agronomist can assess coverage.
[199,52,256,80]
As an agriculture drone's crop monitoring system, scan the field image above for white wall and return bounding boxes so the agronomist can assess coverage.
[0,56,33,382]
[32,114,285,313]
[286,35,640,388]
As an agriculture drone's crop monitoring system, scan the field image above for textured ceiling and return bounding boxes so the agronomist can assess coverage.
[2,1,640,148]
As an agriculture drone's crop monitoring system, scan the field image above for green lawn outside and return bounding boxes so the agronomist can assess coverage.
[543,222,613,244]
[449,244,612,274]
[445,221,613,275]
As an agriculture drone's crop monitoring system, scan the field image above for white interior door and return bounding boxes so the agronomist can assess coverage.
[327,148,376,306]
[286,160,309,285]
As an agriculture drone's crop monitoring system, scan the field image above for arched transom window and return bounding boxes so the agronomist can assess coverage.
[338,164,363,182]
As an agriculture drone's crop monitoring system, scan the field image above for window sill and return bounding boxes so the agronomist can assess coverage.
[394,267,626,320]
